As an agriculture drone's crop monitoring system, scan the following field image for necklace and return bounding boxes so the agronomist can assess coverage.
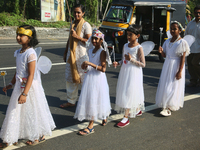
[20,46,30,53]
[168,35,180,48]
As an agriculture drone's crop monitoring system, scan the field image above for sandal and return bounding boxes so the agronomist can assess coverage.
[60,102,75,108]
[102,119,107,126]
[0,143,8,149]
[78,127,95,136]
[26,136,46,146]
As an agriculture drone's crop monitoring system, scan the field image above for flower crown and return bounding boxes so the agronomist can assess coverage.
[92,29,104,39]
[171,21,184,31]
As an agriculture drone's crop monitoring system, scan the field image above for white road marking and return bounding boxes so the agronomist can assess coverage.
[0,63,66,71]
[5,93,200,150]
[0,42,67,46]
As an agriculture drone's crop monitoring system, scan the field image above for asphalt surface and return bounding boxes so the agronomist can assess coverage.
[0,39,200,150]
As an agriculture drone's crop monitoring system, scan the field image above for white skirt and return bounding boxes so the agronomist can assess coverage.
[115,64,145,118]
[0,79,56,144]
[155,58,185,111]
[74,68,111,121]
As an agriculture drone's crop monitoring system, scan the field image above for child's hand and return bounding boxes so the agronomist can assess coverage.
[81,62,87,69]
[158,46,163,53]
[113,61,118,68]
[71,29,77,38]
[176,71,182,80]
[18,95,26,104]
[124,53,131,61]
[83,61,91,66]
[2,85,12,93]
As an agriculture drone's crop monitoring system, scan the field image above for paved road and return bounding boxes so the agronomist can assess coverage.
[0,39,200,150]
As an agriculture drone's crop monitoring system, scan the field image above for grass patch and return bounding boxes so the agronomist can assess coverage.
[0,12,70,28]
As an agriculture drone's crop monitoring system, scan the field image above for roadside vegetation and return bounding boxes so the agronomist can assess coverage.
[0,0,110,28]
[0,0,199,28]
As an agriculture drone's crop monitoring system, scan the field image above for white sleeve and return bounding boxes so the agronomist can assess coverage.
[27,53,37,63]
[84,22,92,35]
[130,47,146,68]
[176,39,190,57]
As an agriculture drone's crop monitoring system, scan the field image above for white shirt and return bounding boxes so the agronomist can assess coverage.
[185,19,200,53]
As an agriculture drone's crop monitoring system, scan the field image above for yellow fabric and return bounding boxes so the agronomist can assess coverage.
[16,27,32,37]
[67,18,85,83]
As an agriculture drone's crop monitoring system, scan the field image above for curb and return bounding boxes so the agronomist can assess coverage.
[0,27,70,39]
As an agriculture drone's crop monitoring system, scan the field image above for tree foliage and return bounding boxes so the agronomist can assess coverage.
[187,0,200,17]
[0,0,112,24]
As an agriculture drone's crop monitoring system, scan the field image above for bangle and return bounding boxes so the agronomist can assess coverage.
[96,65,98,70]
[21,92,28,97]
[8,82,13,86]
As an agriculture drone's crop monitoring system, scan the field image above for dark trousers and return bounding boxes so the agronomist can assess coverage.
[187,53,200,84]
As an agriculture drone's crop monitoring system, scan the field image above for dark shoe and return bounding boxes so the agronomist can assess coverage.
[60,102,75,108]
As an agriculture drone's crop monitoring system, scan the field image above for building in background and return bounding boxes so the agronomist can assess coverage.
[41,0,65,22]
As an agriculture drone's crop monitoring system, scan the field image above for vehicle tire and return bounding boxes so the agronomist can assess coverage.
[159,53,165,62]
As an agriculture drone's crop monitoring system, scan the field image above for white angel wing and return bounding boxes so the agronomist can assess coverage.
[37,56,52,74]
[183,35,195,47]
[141,41,155,56]
[34,47,42,58]
[166,30,172,39]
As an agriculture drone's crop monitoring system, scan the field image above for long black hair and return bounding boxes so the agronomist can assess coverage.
[18,25,39,47]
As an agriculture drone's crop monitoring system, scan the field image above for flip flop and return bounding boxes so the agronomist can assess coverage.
[78,127,95,136]
[26,136,46,146]
[102,119,107,126]
[60,103,75,108]
[0,143,8,149]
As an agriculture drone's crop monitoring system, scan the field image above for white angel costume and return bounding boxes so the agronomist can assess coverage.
[0,48,56,145]
[74,29,112,121]
[155,39,190,111]
[115,43,146,118]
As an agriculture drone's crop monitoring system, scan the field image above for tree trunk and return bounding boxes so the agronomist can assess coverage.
[103,0,110,20]
[100,0,102,18]
[23,0,27,18]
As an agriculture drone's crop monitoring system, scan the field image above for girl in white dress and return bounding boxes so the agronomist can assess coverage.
[0,25,56,148]
[74,29,112,135]
[156,21,190,116]
[113,24,146,128]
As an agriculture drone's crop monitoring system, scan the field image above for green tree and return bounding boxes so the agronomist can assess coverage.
[14,0,20,15]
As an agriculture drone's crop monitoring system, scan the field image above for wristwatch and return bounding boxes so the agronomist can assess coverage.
[21,92,28,97]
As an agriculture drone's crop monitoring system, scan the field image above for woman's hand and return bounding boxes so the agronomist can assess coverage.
[113,61,118,68]
[71,29,78,38]
[176,71,182,80]
[18,95,26,104]
[124,53,131,61]
[158,46,163,53]
[2,85,12,93]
